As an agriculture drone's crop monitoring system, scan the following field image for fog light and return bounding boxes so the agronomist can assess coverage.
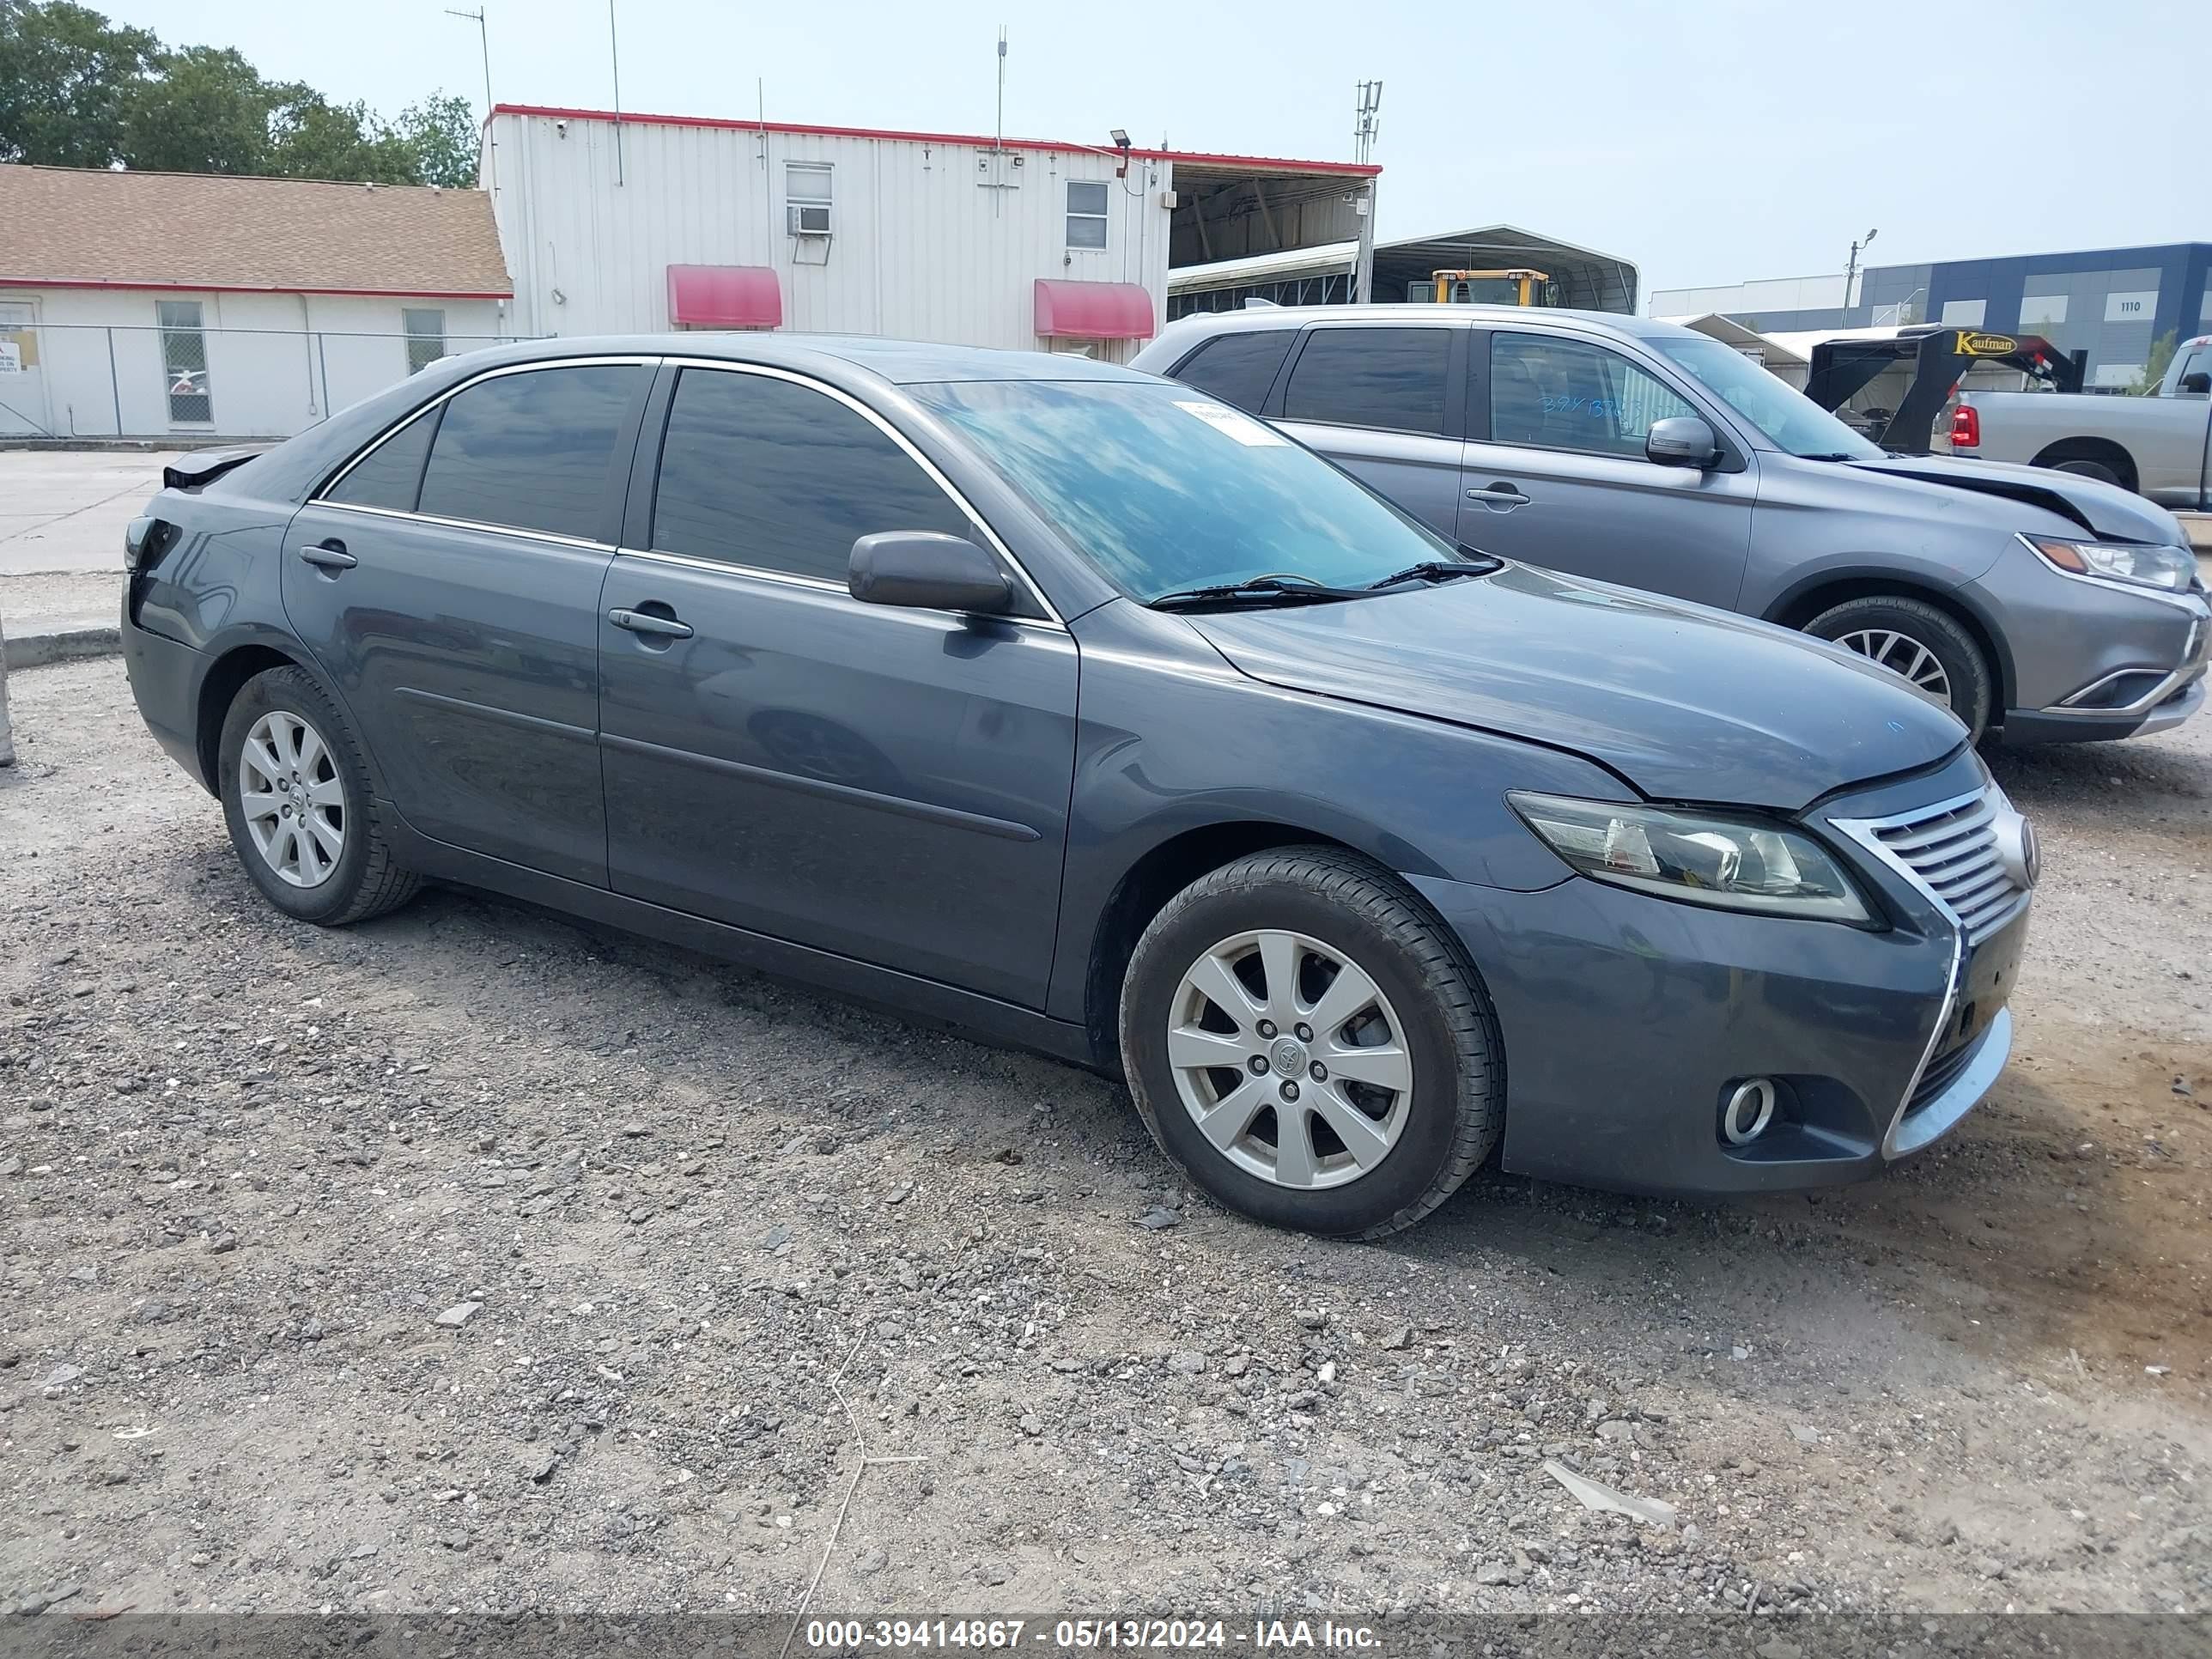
[1722,1079,1777,1146]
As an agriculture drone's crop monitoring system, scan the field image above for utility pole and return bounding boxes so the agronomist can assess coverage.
[1352,81,1382,304]
[1844,227,1878,318]
[446,8,493,186]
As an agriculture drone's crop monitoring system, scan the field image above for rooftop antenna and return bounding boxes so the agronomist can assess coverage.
[607,0,624,186]
[1352,81,1382,303]
[446,7,493,187]
[1353,79,1382,165]
[996,26,1007,153]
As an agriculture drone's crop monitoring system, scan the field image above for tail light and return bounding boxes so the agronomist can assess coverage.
[1950,404,1980,451]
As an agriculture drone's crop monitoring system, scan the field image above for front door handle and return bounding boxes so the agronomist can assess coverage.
[607,606,694,640]
[1465,484,1531,508]
[297,539,357,570]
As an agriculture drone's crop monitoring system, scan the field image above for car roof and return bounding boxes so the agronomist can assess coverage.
[443,331,1154,386]
[1153,303,1688,344]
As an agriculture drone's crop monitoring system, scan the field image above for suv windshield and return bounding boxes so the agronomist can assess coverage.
[1649,334,1883,460]
[912,379,1454,601]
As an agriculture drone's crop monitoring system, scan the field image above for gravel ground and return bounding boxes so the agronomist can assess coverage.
[1,656,2207,1622]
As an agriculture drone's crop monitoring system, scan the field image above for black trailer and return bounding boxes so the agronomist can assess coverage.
[1802,326,2086,453]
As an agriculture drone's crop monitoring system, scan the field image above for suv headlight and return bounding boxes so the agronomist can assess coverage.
[1509,793,1874,925]
[2021,534,2195,593]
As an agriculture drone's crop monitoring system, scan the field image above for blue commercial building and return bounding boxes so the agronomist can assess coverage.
[1652,241,2212,387]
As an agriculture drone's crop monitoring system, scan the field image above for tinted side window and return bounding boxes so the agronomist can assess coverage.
[1490,334,1697,459]
[1281,328,1449,434]
[416,364,645,539]
[1172,331,1295,413]
[652,368,970,583]
[325,409,439,511]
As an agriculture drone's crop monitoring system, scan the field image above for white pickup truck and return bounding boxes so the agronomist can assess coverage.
[1950,335,2212,510]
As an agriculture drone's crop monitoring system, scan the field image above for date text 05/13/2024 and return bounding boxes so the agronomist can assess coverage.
[803,1619,1382,1650]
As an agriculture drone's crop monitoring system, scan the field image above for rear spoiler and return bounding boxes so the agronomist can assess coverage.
[162,446,271,492]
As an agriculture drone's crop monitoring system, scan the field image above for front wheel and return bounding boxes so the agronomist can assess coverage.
[1803,594,1994,739]
[1119,848,1504,1238]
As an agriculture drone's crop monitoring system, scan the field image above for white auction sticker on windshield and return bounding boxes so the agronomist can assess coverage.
[1173,399,1286,447]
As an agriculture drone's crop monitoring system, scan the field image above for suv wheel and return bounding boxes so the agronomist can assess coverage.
[217,665,421,926]
[1119,848,1503,1237]
[1803,595,1994,738]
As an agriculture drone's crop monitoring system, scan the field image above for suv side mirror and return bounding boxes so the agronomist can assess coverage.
[1646,415,1720,469]
[2179,371,2211,395]
[849,532,1013,614]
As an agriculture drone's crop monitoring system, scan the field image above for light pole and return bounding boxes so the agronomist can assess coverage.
[1844,227,1878,317]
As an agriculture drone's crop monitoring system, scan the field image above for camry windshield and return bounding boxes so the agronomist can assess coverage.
[913,380,1455,600]
[1649,334,1883,460]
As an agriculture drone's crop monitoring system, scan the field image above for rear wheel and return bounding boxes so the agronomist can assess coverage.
[2051,457,2123,488]
[1119,848,1503,1238]
[217,665,419,926]
[1804,594,1994,738]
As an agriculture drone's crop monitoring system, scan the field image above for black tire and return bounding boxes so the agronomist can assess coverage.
[216,665,420,927]
[1802,594,1994,739]
[1118,847,1504,1239]
[2050,457,2123,488]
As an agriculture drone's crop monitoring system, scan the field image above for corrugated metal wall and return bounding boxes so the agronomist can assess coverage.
[489,112,1173,361]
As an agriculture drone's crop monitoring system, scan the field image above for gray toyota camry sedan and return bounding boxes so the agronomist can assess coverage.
[118,336,2034,1237]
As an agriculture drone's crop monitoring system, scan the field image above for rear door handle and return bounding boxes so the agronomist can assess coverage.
[297,540,357,570]
[1465,485,1531,508]
[607,606,694,640]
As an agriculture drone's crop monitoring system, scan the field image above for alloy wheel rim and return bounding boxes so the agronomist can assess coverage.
[240,711,344,889]
[1835,629,1952,703]
[1165,928,1413,1190]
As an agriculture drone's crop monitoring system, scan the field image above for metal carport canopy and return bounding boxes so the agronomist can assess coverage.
[1169,223,1641,313]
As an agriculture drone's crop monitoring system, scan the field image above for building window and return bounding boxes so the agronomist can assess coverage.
[786,164,833,236]
[1939,298,1986,327]
[157,299,211,424]
[403,308,448,374]
[1066,180,1109,250]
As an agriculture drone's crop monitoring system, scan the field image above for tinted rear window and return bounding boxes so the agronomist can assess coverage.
[1171,331,1296,413]
[325,409,438,511]
[416,364,646,539]
[1280,327,1449,435]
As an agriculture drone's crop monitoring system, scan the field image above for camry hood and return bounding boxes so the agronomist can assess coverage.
[1184,564,1964,812]
[1844,453,2185,544]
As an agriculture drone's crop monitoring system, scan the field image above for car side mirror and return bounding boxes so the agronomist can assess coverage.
[1645,415,1720,469]
[2180,372,2211,395]
[848,532,1013,614]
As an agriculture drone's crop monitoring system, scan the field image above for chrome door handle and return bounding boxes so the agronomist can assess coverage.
[297,541,357,570]
[1465,486,1531,507]
[607,606,693,639]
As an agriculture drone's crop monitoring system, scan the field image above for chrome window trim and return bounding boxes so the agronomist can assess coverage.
[312,499,613,552]
[313,354,661,511]
[2012,532,2207,614]
[610,545,1069,635]
[654,356,1066,628]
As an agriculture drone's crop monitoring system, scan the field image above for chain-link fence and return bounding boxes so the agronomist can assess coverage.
[0,319,530,442]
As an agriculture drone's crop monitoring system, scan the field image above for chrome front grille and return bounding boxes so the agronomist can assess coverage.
[1860,788,2029,944]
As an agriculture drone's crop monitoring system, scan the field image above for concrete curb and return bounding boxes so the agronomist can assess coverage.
[4,619,123,668]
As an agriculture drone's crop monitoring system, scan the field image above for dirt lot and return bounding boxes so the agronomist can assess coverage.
[2,655,2207,1621]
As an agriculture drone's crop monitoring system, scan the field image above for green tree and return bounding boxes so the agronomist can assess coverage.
[119,42,273,173]
[394,93,480,187]
[2129,331,2179,396]
[0,0,158,167]
[268,87,416,183]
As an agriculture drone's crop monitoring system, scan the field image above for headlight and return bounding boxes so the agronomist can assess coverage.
[1509,793,1874,925]
[2021,534,2195,593]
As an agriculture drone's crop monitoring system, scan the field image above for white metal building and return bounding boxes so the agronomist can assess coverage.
[482,103,1377,364]
[0,165,512,440]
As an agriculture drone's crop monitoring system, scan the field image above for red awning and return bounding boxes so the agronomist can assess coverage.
[666,264,782,329]
[1033,279,1156,341]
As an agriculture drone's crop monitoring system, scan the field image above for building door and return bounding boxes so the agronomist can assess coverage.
[1458,328,1758,611]
[156,300,214,429]
[0,301,52,438]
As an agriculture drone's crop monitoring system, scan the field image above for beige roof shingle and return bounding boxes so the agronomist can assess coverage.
[0,165,512,296]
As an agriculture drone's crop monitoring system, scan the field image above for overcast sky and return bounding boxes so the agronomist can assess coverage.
[106,0,2209,306]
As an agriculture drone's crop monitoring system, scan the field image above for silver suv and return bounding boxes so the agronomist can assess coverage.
[1133,307,2209,744]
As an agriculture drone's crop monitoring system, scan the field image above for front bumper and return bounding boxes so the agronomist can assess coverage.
[1408,753,2026,1198]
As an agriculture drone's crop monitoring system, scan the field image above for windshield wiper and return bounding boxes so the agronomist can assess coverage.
[1147,575,1369,611]
[1365,557,1498,591]
[1796,452,1863,462]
